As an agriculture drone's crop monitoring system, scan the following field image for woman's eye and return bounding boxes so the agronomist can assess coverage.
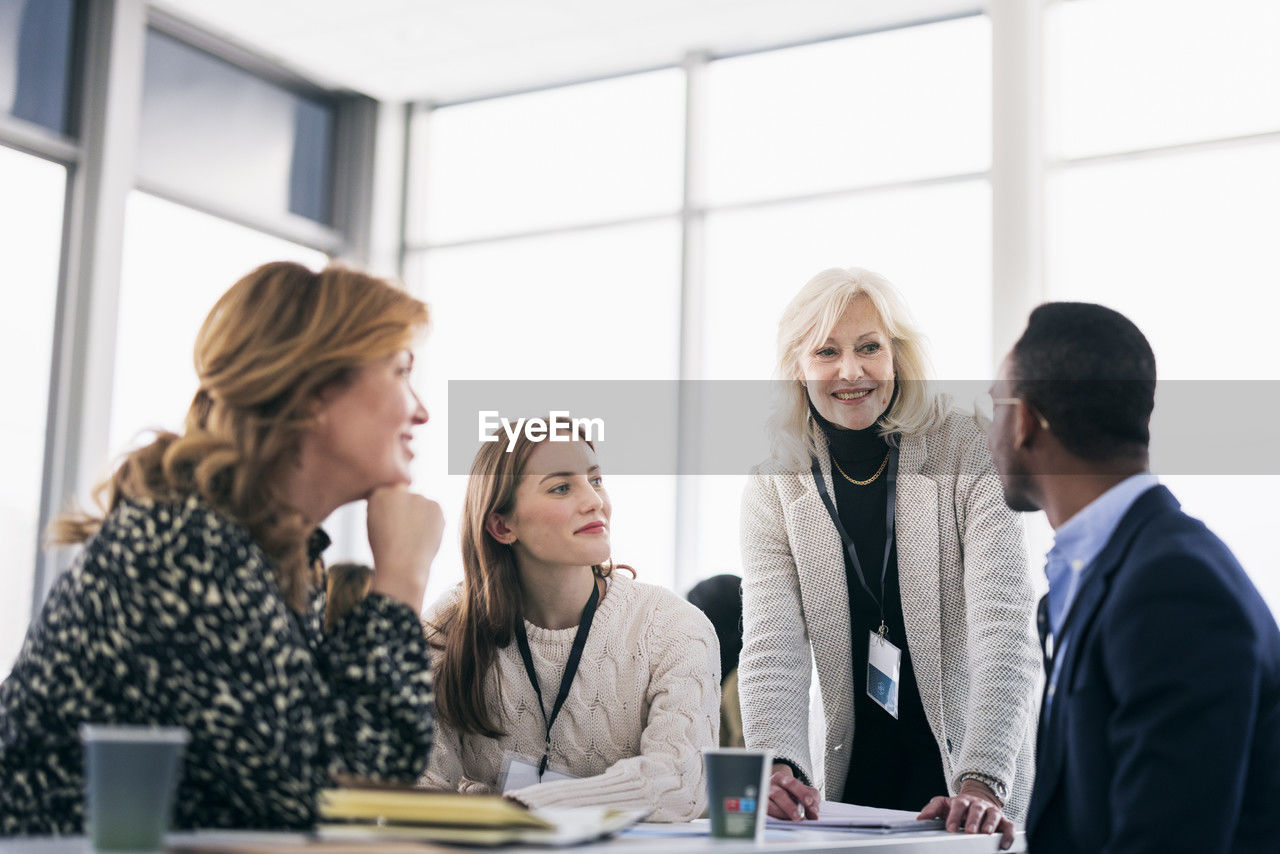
[815,347,837,358]
[590,476,604,488]
[860,342,881,354]
[549,484,570,495]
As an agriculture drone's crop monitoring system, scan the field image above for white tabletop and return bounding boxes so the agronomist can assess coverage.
[0,825,1026,854]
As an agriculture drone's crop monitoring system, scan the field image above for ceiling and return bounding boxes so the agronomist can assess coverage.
[153,0,979,103]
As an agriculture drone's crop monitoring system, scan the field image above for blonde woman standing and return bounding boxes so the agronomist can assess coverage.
[0,263,442,834]
[739,268,1038,847]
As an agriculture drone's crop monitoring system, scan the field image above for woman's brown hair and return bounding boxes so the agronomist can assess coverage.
[429,427,630,738]
[51,261,429,612]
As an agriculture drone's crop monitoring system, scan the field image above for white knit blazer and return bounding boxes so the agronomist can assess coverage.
[738,405,1040,820]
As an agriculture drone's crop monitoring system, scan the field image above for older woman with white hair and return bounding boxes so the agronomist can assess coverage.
[739,267,1038,848]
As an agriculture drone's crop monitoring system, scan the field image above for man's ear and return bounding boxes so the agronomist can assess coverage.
[1014,401,1041,451]
[486,512,517,545]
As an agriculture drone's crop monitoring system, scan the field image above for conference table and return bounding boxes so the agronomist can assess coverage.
[0,824,1026,854]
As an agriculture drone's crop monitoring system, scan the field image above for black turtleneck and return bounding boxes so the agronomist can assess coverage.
[811,407,947,811]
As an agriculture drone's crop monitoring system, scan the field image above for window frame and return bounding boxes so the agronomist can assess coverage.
[0,0,380,621]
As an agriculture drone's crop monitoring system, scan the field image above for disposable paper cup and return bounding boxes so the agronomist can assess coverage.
[703,747,772,840]
[81,724,189,852]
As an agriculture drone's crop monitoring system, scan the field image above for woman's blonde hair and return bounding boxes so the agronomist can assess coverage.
[767,267,942,469]
[428,426,631,738]
[51,261,429,611]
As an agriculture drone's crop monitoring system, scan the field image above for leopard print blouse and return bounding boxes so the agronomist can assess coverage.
[0,494,434,835]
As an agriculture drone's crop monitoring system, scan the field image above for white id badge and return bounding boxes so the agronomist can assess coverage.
[867,631,902,719]
[498,751,579,793]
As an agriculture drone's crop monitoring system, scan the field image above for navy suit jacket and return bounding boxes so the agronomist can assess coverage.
[1026,486,1280,853]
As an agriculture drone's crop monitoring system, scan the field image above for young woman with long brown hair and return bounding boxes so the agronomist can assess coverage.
[0,262,444,835]
[423,430,719,821]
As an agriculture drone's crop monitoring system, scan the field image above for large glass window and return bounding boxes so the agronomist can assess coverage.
[411,69,686,598]
[0,146,65,673]
[705,15,990,206]
[1049,0,1280,613]
[410,14,992,598]
[137,29,337,226]
[110,193,327,460]
[0,0,78,135]
[1053,0,1280,158]
[411,221,683,599]
[420,69,685,244]
[703,181,992,382]
[1048,145,1280,380]
[692,16,992,591]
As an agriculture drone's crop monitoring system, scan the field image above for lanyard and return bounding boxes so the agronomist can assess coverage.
[811,447,899,636]
[513,580,600,778]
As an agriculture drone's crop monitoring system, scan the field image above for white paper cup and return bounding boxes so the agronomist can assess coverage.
[81,724,189,852]
[703,747,773,840]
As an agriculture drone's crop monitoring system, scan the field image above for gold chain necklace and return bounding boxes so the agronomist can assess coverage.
[831,451,890,486]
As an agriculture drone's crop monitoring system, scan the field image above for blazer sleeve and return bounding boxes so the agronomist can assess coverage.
[1100,551,1262,853]
[508,604,720,821]
[738,469,816,785]
[952,427,1040,799]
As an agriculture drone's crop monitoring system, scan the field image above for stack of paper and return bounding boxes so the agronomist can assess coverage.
[766,801,944,834]
[317,788,649,846]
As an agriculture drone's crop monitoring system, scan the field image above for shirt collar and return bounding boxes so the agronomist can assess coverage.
[1049,473,1159,570]
[1044,472,1159,635]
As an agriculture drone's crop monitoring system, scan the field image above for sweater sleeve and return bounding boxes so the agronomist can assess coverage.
[952,424,1040,809]
[507,603,720,821]
[737,469,816,785]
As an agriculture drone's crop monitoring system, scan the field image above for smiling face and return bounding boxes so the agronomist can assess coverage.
[799,295,896,431]
[491,439,612,574]
[308,350,428,498]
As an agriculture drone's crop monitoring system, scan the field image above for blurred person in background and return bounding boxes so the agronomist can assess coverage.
[739,267,1037,849]
[687,573,746,747]
[0,262,443,834]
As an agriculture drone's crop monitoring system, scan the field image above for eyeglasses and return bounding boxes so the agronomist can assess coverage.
[975,393,1051,430]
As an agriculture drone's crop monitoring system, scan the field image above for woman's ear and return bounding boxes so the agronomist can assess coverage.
[307,382,340,426]
[485,512,517,545]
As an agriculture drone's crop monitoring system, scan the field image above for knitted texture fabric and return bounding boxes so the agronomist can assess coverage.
[738,404,1040,820]
[422,573,720,821]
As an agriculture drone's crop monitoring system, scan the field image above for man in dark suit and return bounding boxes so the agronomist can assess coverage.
[981,302,1280,852]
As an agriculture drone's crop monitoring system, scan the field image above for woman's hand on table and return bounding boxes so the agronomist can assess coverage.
[367,486,444,612]
[917,779,1014,850]
[766,763,821,821]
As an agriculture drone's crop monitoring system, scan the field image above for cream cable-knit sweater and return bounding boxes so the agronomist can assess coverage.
[421,573,720,822]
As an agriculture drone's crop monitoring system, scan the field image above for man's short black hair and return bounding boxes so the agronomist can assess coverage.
[1010,302,1156,462]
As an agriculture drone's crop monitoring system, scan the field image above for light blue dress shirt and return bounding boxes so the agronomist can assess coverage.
[1043,472,1159,708]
